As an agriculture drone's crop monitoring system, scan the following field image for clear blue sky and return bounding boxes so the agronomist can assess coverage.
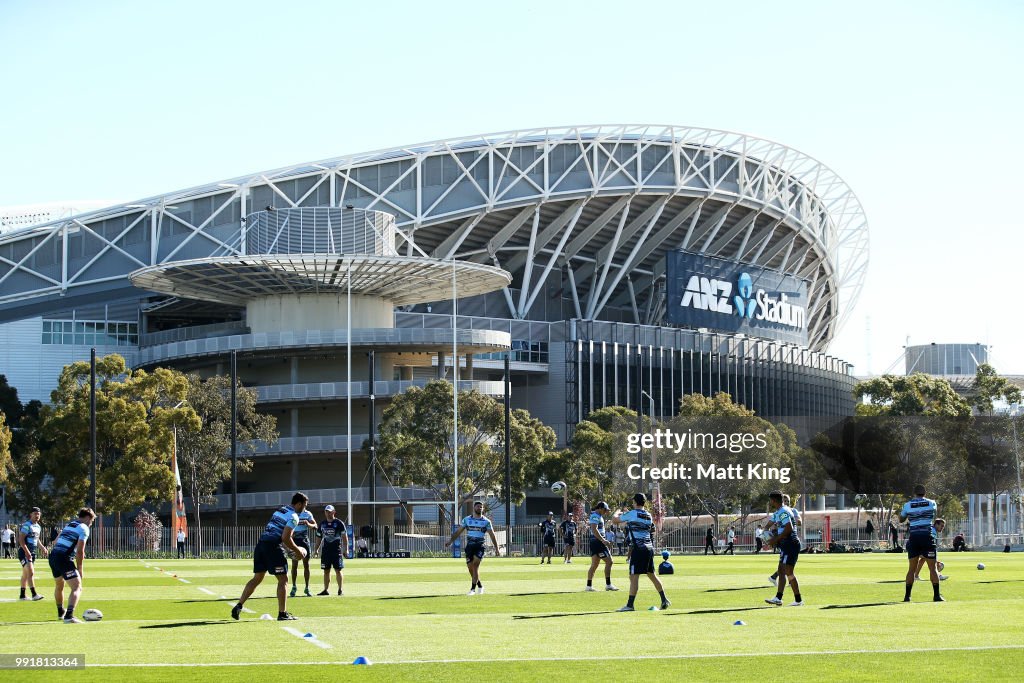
[1,0,1021,374]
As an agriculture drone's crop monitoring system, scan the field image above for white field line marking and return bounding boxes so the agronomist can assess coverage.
[81,643,1024,667]
[281,626,332,649]
[178,578,191,583]
[197,587,215,595]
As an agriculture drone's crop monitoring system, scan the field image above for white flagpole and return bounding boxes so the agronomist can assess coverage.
[347,258,353,530]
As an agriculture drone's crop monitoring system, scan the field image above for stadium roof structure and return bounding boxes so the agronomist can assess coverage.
[0,124,868,351]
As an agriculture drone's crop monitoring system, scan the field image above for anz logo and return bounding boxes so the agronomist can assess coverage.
[679,271,806,331]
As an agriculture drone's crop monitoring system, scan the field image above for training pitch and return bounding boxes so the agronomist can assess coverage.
[2,553,1023,681]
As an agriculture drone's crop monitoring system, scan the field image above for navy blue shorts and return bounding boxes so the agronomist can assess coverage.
[321,545,344,571]
[253,540,288,575]
[18,547,36,566]
[544,535,555,548]
[628,544,655,575]
[465,542,485,563]
[589,539,610,558]
[907,532,937,560]
[563,538,575,547]
[778,539,801,567]
[48,551,78,580]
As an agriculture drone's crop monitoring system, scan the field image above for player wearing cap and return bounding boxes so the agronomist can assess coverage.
[48,507,96,623]
[18,506,48,601]
[231,492,309,621]
[900,484,943,602]
[613,493,670,611]
[446,501,501,595]
[315,505,347,596]
[560,512,578,563]
[538,512,557,564]
[289,507,317,598]
[584,501,618,592]
[657,549,674,575]
[763,491,803,606]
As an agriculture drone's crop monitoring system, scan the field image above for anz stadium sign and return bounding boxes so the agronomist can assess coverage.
[665,251,809,346]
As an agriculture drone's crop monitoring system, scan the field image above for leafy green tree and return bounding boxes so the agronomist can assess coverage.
[854,373,971,417]
[175,373,278,552]
[33,355,200,520]
[0,411,11,486]
[970,364,1022,415]
[376,380,555,523]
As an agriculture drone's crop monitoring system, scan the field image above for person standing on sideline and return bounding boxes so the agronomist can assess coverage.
[19,507,48,601]
[560,512,578,563]
[445,500,501,595]
[754,525,764,554]
[612,493,670,612]
[48,508,96,623]
[1,525,13,558]
[176,528,186,559]
[315,505,346,596]
[725,526,736,555]
[538,512,557,564]
[584,502,618,592]
[231,492,309,621]
[704,526,716,555]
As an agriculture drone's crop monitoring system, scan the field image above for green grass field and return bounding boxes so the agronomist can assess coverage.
[2,551,1023,681]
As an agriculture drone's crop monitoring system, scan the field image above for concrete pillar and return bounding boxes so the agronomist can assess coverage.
[290,357,299,384]
[815,494,826,512]
[464,354,473,381]
[836,493,846,509]
[290,408,299,439]
[437,352,446,379]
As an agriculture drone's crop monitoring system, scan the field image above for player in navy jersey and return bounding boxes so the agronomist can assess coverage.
[231,492,309,621]
[900,484,943,602]
[315,505,347,596]
[48,507,95,623]
[18,507,48,601]
[584,501,618,592]
[560,513,578,563]
[445,501,501,595]
[539,512,557,564]
[289,507,317,598]
[613,493,670,611]
[763,491,803,606]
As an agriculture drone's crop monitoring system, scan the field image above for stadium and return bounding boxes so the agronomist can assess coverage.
[0,124,869,526]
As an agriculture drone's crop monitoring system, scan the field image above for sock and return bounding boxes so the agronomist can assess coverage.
[20,588,25,599]
[626,594,636,607]
[771,572,778,579]
[64,606,75,620]
[587,579,593,587]
[476,582,482,589]
[659,591,667,602]
[278,611,288,617]
[605,577,612,586]
[776,591,783,600]
[471,583,476,591]
[31,587,38,597]
[932,583,940,599]
[794,592,802,602]
[56,604,64,618]
[904,582,913,601]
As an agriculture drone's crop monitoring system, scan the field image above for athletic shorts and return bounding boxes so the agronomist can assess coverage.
[253,540,288,575]
[321,544,344,571]
[563,538,575,547]
[628,544,655,575]
[48,551,78,580]
[544,536,555,548]
[778,539,801,567]
[465,542,485,563]
[589,539,610,558]
[18,547,36,566]
[906,532,937,560]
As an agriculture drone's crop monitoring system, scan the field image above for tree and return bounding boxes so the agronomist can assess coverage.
[376,380,555,523]
[0,411,11,486]
[854,373,971,417]
[33,354,200,520]
[970,364,1022,415]
[174,373,278,552]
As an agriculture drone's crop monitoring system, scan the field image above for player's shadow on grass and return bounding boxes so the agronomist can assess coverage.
[668,606,773,616]
[820,602,894,610]
[175,598,232,604]
[704,586,767,593]
[140,620,224,629]
[979,580,1024,584]
[512,611,616,620]
[876,580,906,584]
[509,591,580,596]
[376,595,444,601]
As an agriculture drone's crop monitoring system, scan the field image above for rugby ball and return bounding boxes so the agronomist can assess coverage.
[977,563,986,570]
[551,481,566,494]
[83,608,103,622]
[937,561,945,572]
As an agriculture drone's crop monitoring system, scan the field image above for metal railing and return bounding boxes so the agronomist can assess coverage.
[245,207,397,257]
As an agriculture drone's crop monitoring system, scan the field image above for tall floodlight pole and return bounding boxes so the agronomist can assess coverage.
[347,259,353,531]
[1013,417,1023,538]
[452,260,459,526]
[90,348,97,512]
[635,345,643,471]
[504,353,512,530]
[368,349,377,538]
[230,350,238,559]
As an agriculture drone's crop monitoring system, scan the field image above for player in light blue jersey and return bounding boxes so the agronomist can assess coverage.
[899,484,943,602]
[613,493,670,611]
[289,508,317,598]
[47,507,96,623]
[446,500,501,595]
[232,492,309,621]
[585,501,618,592]
[764,491,803,606]
[769,494,800,586]
[18,507,48,601]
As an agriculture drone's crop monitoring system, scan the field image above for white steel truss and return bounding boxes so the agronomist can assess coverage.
[0,125,868,352]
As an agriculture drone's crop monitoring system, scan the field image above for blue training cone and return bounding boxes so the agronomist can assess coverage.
[733,620,746,626]
[303,633,314,638]
[353,656,371,665]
